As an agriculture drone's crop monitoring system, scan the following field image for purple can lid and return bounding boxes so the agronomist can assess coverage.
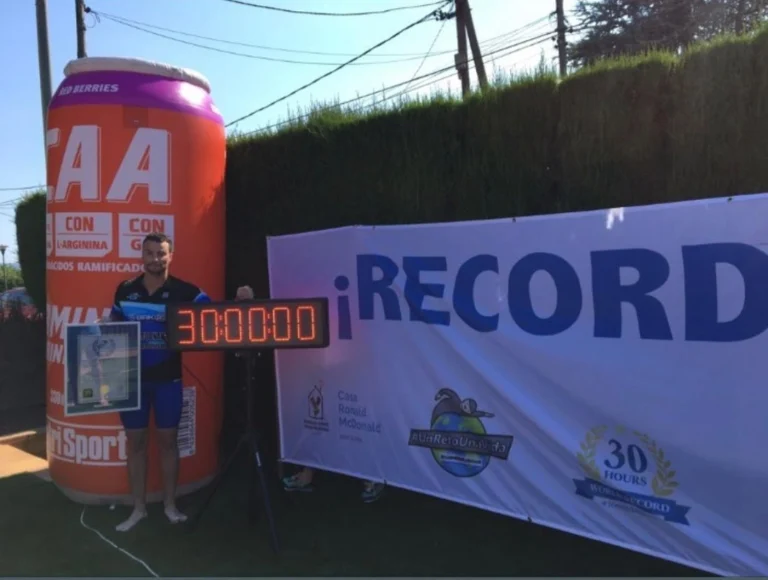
[50,68,224,125]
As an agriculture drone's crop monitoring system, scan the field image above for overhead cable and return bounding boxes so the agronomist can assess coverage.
[226,1,454,127]
[398,8,451,96]
[90,8,522,59]
[93,9,458,66]
[91,9,552,67]
[0,185,43,192]
[242,28,562,136]
[219,0,447,17]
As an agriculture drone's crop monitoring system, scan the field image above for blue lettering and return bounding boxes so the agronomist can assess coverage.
[453,254,499,332]
[591,249,672,339]
[356,254,401,321]
[683,243,768,342]
[508,253,582,336]
[337,243,768,343]
[334,275,352,340]
[403,256,450,325]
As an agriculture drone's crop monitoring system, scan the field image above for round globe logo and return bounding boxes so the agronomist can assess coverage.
[408,388,515,478]
[430,412,491,477]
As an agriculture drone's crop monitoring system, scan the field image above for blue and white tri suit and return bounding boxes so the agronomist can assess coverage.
[110,274,210,430]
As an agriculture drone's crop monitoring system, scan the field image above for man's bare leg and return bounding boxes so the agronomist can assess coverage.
[116,429,149,532]
[157,427,186,523]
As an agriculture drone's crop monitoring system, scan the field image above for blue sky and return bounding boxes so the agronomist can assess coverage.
[0,0,577,262]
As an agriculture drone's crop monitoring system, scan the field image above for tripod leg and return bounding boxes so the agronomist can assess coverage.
[247,452,260,524]
[250,437,280,553]
[187,435,246,531]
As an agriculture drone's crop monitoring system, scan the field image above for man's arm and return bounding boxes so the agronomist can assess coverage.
[192,287,211,304]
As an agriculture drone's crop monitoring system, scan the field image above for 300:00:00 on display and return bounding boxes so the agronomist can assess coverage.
[165,299,330,350]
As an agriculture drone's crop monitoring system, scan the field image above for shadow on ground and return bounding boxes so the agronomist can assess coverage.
[0,454,709,577]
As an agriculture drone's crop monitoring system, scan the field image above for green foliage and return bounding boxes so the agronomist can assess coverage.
[0,301,46,412]
[557,52,675,209]
[14,190,46,310]
[666,28,768,198]
[568,0,768,68]
[0,265,23,293]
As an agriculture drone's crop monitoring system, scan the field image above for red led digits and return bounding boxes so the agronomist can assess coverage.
[272,306,291,342]
[296,305,316,341]
[223,308,243,343]
[177,309,196,345]
[168,299,327,350]
[247,307,268,342]
[200,309,219,344]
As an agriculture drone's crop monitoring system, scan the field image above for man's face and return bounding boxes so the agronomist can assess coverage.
[142,240,172,275]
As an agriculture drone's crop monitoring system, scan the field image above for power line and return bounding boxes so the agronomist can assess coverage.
[93,9,458,67]
[0,185,43,192]
[240,28,560,136]
[260,31,556,134]
[88,9,448,57]
[389,34,554,101]
[398,8,451,97]
[90,7,553,68]
[0,198,25,207]
[226,1,454,127]
[219,0,447,17]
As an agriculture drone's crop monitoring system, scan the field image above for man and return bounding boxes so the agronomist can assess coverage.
[107,232,252,532]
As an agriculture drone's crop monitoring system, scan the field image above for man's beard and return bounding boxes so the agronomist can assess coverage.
[144,264,166,275]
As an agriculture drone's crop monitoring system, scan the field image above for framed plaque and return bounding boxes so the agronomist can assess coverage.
[63,321,141,417]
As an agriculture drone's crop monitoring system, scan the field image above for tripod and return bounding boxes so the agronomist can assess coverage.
[186,351,280,554]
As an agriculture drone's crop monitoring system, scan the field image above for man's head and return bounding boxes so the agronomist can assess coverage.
[141,233,173,277]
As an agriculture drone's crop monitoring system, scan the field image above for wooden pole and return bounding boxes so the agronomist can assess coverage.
[461,0,488,90]
[76,0,87,58]
[454,0,470,97]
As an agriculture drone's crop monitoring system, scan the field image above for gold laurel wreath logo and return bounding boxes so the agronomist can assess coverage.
[576,426,679,497]
[634,431,679,497]
[576,425,607,481]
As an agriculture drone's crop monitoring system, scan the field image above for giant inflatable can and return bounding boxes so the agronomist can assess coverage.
[45,57,225,504]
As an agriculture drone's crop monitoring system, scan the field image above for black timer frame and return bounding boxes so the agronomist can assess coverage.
[166,298,331,555]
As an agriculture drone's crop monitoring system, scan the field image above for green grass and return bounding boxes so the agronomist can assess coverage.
[0,456,707,577]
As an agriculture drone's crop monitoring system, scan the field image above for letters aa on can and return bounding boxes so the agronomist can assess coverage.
[64,321,141,417]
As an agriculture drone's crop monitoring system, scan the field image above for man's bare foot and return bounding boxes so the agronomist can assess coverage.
[115,508,147,532]
[164,504,188,524]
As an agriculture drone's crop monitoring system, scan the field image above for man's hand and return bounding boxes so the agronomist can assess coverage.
[235,285,254,301]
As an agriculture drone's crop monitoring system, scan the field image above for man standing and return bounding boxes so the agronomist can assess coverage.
[108,232,251,532]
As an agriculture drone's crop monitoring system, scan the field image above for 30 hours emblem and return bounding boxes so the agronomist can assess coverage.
[573,425,691,525]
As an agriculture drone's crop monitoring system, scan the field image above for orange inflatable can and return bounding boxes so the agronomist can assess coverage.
[45,57,225,504]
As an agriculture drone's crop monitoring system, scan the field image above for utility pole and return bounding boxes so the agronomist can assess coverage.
[35,0,53,140]
[454,0,470,97]
[454,0,487,97]
[0,245,7,293]
[460,0,488,90]
[75,0,87,58]
[555,0,567,77]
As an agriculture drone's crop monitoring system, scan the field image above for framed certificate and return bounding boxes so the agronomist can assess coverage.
[63,321,141,417]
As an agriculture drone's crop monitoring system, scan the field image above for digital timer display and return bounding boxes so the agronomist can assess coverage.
[166,298,330,351]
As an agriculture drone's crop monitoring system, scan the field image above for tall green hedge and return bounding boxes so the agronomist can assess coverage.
[222,27,768,459]
[14,190,46,310]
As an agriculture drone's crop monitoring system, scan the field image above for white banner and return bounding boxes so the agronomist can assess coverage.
[268,194,768,577]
